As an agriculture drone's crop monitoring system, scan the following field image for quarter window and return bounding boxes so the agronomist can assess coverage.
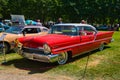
[84,26,94,31]
[83,26,95,35]
[43,28,48,32]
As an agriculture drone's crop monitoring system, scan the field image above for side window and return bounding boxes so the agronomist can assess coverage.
[52,26,62,34]
[23,28,38,33]
[42,28,48,32]
[62,26,78,36]
[37,28,41,32]
[84,26,93,31]
[31,28,38,33]
[84,26,95,35]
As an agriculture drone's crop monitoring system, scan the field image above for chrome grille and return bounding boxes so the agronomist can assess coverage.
[22,47,44,54]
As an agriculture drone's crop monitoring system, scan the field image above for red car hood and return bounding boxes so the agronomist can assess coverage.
[18,34,79,48]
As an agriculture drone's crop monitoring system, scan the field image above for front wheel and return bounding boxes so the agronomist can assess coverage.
[57,52,68,65]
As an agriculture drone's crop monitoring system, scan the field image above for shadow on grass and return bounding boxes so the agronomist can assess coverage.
[1,58,58,74]
[1,46,110,74]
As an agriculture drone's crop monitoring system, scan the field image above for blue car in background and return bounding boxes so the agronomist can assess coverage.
[96,25,109,31]
[0,26,4,32]
[0,22,10,32]
[0,23,5,32]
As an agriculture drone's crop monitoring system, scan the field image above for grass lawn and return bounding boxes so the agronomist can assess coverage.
[0,31,120,80]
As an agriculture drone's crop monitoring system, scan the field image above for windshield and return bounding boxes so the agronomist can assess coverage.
[5,26,23,34]
[50,25,78,36]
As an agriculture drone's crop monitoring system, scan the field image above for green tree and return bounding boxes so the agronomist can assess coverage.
[0,0,9,19]
[1,0,120,24]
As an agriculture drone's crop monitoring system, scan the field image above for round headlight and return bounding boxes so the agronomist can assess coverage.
[14,39,22,48]
[43,44,51,54]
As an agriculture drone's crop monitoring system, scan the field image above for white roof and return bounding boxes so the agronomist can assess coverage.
[54,23,97,32]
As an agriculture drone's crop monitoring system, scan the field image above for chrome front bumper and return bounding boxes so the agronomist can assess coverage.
[17,47,59,63]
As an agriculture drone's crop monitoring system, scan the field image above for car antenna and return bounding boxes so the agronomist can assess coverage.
[81,52,90,80]
[81,32,97,80]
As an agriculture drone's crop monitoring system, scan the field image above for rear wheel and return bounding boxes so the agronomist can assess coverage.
[57,52,68,65]
[98,43,105,51]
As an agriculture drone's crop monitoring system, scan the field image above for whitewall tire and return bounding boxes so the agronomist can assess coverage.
[57,52,68,65]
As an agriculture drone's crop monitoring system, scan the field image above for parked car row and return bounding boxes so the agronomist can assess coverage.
[95,24,119,31]
[14,23,114,65]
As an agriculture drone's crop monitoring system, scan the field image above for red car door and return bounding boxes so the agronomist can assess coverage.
[77,26,97,55]
[77,35,95,54]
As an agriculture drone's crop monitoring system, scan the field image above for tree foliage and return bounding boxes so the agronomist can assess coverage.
[0,0,120,24]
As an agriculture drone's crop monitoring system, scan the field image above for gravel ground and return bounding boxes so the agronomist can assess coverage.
[0,68,73,80]
[0,56,75,80]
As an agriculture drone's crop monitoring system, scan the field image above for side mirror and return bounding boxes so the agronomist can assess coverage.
[22,31,26,36]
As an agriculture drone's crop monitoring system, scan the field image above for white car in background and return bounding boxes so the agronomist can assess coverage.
[0,25,49,53]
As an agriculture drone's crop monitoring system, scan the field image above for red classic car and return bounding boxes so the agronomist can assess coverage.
[15,23,114,65]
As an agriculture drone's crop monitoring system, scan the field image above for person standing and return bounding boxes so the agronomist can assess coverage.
[56,17,63,24]
[36,19,42,26]
[80,20,86,24]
